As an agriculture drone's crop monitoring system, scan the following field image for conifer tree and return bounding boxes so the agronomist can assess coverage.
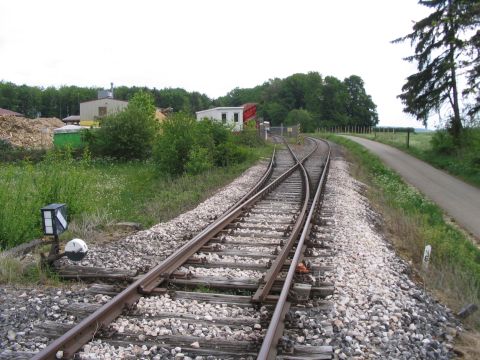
[395,0,480,139]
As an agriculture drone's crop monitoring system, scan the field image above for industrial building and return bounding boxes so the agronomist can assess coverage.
[79,85,166,126]
[80,93,128,127]
[195,103,257,131]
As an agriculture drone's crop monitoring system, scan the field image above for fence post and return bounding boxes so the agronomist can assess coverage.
[406,128,410,148]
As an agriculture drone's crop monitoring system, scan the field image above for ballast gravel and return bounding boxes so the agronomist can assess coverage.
[133,294,266,320]
[57,162,268,272]
[284,156,460,359]
[0,285,103,354]
[192,252,271,266]
[178,266,264,279]
[1,148,464,359]
[0,161,268,357]
[76,295,268,359]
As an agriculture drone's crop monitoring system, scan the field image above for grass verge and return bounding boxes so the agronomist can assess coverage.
[0,255,62,285]
[317,134,480,333]
[0,144,272,253]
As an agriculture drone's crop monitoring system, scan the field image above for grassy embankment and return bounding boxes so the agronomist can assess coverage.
[317,134,480,331]
[0,145,272,283]
[354,129,480,188]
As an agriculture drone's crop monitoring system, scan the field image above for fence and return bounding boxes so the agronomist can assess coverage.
[318,126,415,148]
[268,124,300,138]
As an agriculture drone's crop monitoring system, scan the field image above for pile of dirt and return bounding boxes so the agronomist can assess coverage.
[0,115,65,149]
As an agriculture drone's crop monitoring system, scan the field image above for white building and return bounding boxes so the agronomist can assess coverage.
[196,107,244,131]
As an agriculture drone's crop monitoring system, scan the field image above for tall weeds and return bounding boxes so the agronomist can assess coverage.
[0,149,91,249]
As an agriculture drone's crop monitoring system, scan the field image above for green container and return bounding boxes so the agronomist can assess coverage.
[53,126,84,148]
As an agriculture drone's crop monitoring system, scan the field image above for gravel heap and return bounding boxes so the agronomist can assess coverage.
[285,157,459,359]
[57,162,268,272]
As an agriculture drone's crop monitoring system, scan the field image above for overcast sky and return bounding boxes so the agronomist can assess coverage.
[0,0,432,128]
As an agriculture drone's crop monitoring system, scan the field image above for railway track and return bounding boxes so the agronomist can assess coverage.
[31,137,332,360]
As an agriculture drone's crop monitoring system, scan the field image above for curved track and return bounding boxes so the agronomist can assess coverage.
[31,137,332,360]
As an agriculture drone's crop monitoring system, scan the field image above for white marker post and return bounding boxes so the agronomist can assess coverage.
[422,245,432,270]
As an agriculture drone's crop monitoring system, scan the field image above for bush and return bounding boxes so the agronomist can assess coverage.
[0,139,46,163]
[185,147,213,175]
[155,115,253,176]
[86,92,158,160]
[234,120,264,147]
[430,130,456,155]
[285,109,315,133]
[154,113,196,175]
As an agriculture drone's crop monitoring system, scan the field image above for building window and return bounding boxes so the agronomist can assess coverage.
[221,113,227,124]
[98,107,107,117]
[234,113,239,122]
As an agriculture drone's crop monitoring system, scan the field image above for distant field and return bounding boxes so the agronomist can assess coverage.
[358,130,432,152]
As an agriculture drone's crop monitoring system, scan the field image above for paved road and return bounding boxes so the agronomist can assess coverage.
[343,135,480,240]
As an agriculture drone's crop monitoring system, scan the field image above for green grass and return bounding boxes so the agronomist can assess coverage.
[317,134,480,329]
[0,145,273,251]
[353,129,480,188]
[0,255,62,285]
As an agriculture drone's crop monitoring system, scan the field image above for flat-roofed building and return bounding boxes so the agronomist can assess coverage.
[196,107,245,131]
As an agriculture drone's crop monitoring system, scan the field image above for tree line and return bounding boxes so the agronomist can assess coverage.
[0,82,212,119]
[216,72,379,132]
[0,72,378,132]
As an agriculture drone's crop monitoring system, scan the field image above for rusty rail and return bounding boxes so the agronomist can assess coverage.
[252,138,318,302]
[257,137,331,359]
[32,144,313,359]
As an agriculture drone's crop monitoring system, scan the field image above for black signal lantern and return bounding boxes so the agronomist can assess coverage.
[40,203,87,265]
[41,203,68,236]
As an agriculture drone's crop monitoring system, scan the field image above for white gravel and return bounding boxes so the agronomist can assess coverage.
[76,294,269,359]
[178,265,264,279]
[192,252,271,266]
[0,285,104,354]
[57,162,268,272]
[285,156,459,359]
[221,234,283,244]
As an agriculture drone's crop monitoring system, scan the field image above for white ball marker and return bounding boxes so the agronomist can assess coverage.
[65,239,88,261]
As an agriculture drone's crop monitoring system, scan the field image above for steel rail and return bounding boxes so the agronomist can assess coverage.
[31,146,305,359]
[228,146,276,209]
[258,137,331,360]
[252,137,318,302]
